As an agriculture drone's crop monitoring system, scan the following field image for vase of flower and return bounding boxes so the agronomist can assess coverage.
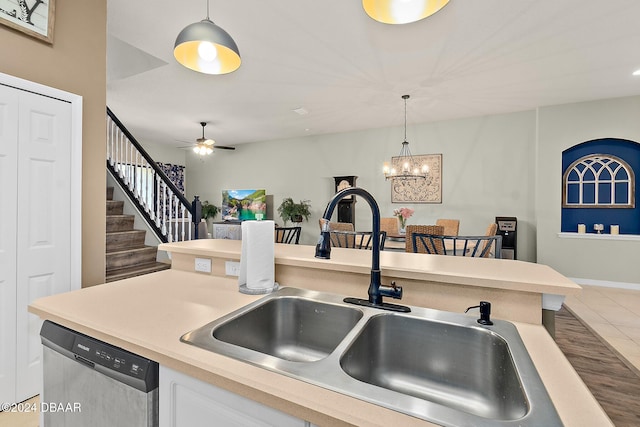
[393,207,414,235]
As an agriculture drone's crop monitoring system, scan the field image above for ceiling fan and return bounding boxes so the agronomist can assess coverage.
[180,122,235,155]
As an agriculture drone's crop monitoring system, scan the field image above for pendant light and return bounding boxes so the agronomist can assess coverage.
[174,0,241,75]
[363,0,449,25]
[383,95,428,180]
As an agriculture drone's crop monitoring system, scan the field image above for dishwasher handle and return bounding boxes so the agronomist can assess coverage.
[74,354,95,369]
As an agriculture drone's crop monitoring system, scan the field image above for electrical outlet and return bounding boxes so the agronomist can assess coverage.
[194,258,212,273]
[225,261,241,276]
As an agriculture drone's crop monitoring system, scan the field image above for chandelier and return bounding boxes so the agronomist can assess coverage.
[383,95,428,180]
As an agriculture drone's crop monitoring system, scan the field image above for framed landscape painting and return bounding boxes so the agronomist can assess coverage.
[0,0,55,43]
[391,153,442,203]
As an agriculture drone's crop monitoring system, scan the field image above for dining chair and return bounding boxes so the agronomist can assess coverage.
[380,217,399,236]
[274,226,301,244]
[435,219,460,236]
[318,219,354,232]
[485,222,498,236]
[404,225,445,253]
[482,222,499,256]
[411,233,502,258]
[328,230,386,250]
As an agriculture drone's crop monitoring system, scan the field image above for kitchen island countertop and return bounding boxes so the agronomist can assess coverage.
[30,268,611,427]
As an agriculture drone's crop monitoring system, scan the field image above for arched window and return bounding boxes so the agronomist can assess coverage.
[563,154,634,208]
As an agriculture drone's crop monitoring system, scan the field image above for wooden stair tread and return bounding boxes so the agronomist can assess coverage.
[106,230,147,251]
[106,246,157,256]
[106,229,146,236]
[106,214,136,233]
[106,185,170,280]
[105,262,171,282]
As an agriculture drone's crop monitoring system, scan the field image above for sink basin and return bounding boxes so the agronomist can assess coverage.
[213,296,363,362]
[181,287,562,427]
[340,314,527,420]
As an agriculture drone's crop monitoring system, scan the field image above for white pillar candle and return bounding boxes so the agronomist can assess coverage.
[610,225,619,235]
[577,224,586,234]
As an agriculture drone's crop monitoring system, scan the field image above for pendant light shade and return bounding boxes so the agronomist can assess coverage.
[174,2,241,75]
[363,0,449,25]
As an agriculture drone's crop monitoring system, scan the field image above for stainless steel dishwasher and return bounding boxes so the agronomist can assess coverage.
[40,320,158,427]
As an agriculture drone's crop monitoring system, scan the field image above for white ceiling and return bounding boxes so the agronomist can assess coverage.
[107,0,640,149]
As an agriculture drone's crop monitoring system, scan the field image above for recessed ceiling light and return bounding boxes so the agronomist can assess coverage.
[293,107,309,115]
[633,69,640,76]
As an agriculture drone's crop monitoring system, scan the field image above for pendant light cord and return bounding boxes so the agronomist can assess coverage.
[206,0,210,20]
[402,94,410,142]
[404,97,407,141]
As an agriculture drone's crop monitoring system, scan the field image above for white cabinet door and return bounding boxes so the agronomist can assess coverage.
[0,84,19,405]
[160,365,309,427]
[15,90,73,401]
[0,80,76,404]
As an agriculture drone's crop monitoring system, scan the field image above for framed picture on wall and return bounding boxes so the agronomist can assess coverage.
[0,0,56,44]
[391,154,442,203]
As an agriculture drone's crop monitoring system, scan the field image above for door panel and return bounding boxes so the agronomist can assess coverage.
[0,85,18,404]
[15,90,72,401]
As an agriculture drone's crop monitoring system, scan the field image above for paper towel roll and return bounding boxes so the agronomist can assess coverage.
[239,220,276,292]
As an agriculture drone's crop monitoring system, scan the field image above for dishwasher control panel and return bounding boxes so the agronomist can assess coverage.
[41,320,158,393]
[73,335,149,380]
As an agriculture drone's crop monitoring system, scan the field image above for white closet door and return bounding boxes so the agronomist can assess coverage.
[0,85,19,404]
[15,90,72,401]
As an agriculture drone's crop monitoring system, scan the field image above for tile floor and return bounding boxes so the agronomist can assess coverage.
[564,284,640,373]
[2,285,638,427]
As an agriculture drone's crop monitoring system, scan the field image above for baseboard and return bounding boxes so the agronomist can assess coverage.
[569,277,640,292]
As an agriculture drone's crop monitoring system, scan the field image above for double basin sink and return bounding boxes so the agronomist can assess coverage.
[181,287,562,426]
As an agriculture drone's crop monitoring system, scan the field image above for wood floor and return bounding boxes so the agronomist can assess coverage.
[556,305,640,427]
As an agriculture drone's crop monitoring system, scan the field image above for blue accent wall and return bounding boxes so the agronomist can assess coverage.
[561,138,640,234]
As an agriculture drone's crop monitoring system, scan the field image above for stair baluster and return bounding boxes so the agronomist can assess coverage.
[106,107,194,243]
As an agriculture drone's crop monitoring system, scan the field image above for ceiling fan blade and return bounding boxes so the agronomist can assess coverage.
[213,145,235,150]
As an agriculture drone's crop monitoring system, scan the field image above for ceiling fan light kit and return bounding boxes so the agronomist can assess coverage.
[186,122,235,155]
[193,144,214,155]
[362,0,449,25]
[174,0,241,75]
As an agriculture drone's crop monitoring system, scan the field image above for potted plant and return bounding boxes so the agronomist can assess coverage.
[200,201,219,232]
[277,198,311,224]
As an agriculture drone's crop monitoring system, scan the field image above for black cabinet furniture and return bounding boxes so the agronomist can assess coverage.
[333,176,357,226]
[495,217,517,259]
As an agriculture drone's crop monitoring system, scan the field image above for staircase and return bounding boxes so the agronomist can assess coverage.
[106,187,171,282]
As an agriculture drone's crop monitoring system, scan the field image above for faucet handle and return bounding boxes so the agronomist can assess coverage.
[465,301,493,325]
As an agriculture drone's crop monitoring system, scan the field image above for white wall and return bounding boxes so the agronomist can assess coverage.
[140,95,640,286]
[536,95,640,286]
[184,110,538,261]
[142,142,186,165]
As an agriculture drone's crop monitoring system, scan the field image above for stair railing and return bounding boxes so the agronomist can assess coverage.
[106,107,193,242]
